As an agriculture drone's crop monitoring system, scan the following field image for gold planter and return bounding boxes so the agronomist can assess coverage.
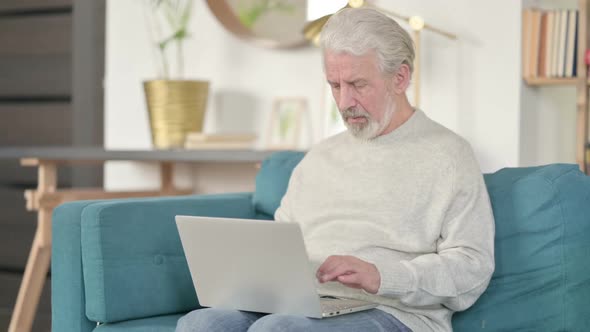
[143,80,209,149]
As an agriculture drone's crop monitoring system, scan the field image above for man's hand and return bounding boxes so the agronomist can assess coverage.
[316,255,381,294]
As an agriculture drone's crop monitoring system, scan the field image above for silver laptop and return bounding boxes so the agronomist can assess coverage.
[175,215,378,318]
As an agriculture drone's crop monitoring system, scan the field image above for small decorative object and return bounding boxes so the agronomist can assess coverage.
[184,132,257,150]
[143,0,210,149]
[144,80,209,149]
[266,97,308,149]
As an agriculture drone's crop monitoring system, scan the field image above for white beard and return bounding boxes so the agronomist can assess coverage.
[341,95,396,140]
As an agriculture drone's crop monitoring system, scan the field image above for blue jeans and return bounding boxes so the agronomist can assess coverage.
[176,308,412,332]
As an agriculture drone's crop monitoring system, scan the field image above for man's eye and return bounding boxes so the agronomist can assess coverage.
[331,85,340,90]
[354,83,366,89]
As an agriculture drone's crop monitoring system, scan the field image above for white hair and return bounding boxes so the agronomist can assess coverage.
[320,7,415,76]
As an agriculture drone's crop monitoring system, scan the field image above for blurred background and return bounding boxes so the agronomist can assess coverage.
[0,0,583,330]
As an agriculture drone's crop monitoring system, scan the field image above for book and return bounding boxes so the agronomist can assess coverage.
[544,11,555,77]
[529,9,543,77]
[572,10,579,77]
[551,9,562,77]
[184,133,258,150]
[522,9,533,78]
[557,9,569,77]
[565,10,578,77]
[523,7,579,79]
[538,11,549,77]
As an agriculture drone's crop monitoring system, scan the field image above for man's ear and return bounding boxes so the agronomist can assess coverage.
[391,63,411,94]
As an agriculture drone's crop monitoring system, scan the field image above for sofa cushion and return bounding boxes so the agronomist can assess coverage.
[93,313,183,332]
[253,151,305,218]
[453,164,590,331]
[81,193,256,323]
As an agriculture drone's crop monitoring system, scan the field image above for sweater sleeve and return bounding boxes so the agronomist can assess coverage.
[362,144,495,311]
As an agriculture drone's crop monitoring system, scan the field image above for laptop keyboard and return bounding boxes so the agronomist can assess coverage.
[320,296,372,312]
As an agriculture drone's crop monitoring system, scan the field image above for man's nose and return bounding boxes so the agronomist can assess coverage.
[338,85,356,111]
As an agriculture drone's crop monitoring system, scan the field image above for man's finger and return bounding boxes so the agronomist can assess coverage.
[337,273,363,288]
[317,257,360,282]
[317,255,346,275]
[319,263,353,282]
[316,256,345,278]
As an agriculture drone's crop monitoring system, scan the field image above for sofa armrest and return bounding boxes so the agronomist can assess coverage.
[52,193,255,331]
[53,200,104,332]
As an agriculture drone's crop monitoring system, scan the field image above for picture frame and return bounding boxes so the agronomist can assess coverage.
[321,83,346,139]
[266,97,308,149]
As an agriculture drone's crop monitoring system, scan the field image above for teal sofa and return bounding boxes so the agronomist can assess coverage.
[52,151,590,331]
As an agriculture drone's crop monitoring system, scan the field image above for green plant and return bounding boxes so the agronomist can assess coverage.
[279,106,296,139]
[145,0,193,78]
[238,0,295,29]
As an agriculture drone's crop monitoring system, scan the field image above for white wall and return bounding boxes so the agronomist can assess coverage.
[372,0,523,170]
[520,86,577,166]
[104,0,526,192]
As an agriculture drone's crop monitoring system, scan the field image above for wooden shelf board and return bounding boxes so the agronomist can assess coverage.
[524,77,580,85]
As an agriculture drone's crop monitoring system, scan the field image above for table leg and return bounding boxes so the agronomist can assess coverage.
[9,160,189,331]
[8,210,52,332]
[160,162,174,193]
[9,162,56,332]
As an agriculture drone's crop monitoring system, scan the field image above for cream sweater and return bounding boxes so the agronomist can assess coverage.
[275,110,495,332]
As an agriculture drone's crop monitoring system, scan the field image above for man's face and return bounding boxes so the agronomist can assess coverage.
[324,50,396,139]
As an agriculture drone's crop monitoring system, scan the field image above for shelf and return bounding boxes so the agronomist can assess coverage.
[522,0,589,174]
[524,77,580,85]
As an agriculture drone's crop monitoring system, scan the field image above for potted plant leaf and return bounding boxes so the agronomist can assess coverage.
[143,0,209,149]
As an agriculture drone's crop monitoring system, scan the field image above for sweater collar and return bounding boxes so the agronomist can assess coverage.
[346,108,423,144]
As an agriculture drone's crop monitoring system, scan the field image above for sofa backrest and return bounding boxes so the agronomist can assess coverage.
[253,152,590,331]
[453,164,590,331]
[253,151,306,218]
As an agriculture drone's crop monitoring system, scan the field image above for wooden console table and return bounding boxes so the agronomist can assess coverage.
[0,147,274,332]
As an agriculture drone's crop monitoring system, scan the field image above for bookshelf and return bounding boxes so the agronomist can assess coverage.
[522,0,589,174]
